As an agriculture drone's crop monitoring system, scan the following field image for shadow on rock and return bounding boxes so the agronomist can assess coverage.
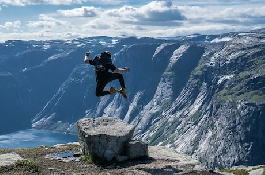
[138,165,183,175]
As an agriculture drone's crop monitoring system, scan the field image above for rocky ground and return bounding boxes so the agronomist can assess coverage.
[0,142,222,175]
[1,142,264,175]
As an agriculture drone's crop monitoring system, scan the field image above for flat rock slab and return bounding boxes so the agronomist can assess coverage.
[77,117,135,163]
[149,146,199,166]
[0,153,23,166]
[78,117,135,136]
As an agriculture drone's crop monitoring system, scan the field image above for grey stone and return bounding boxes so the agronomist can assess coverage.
[77,117,135,163]
[128,140,148,159]
[115,155,129,162]
[73,152,82,157]
[148,146,199,166]
[0,153,23,167]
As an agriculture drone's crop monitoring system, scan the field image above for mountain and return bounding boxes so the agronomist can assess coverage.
[0,30,264,168]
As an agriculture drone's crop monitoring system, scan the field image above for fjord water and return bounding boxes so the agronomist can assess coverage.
[0,129,77,149]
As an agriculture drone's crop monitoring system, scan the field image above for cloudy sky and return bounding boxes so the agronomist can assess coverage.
[0,0,264,42]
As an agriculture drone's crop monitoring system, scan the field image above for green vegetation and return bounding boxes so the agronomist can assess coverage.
[80,153,93,164]
[251,93,265,101]
[206,54,265,105]
[220,168,248,175]
[162,71,176,78]
[0,149,10,154]
[162,135,176,146]
[0,144,81,174]
[148,120,167,145]
[145,99,172,133]
[220,165,265,175]
[215,80,264,104]
[189,110,202,124]
[15,159,39,173]
[16,147,47,158]
[145,99,178,146]
[215,64,264,104]
[189,71,202,85]
[193,63,204,77]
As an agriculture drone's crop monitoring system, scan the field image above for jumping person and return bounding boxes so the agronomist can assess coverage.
[84,51,130,98]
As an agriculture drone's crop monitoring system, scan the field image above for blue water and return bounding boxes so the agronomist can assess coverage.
[53,152,74,157]
[0,129,77,149]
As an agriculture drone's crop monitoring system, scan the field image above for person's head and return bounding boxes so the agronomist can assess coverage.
[103,51,111,56]
[100,51,112,64]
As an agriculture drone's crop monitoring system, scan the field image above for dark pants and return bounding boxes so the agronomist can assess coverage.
[96,72,126,97]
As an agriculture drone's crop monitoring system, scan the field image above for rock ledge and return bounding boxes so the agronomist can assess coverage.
[77,117,148,163]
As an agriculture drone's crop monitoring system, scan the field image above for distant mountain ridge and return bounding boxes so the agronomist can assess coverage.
[0,30,264,168]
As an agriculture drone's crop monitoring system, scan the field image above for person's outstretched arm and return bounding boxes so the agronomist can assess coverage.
[84,52,90,63]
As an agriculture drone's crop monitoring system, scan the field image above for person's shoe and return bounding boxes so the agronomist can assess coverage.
[109,87,119,95]
[119,87,127,98]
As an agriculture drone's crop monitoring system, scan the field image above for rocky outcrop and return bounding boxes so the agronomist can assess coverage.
[0,153,23,166]
[77,117,148,163]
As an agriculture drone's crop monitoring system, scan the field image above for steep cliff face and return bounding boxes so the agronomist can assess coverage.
[132,32,265,168]
[0,72,31,133]
[1,30,264,168]
[0,40,84,133]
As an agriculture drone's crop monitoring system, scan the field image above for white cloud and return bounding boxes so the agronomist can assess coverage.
[107,5,137,21]
[0,30,81,43]
[27,14,71,29]
[0,0,123,6]
[54,1,188,38]
[58,6,98,17]
[161,24,251,37]
[0,20,21,30]
[0,0,83,6]
[136,1,186,21]
[179,5,265,26]
[1,1,265,42]
[105,1,186,25]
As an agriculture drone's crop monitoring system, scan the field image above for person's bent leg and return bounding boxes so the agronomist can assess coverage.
[108,73,127,98]
[110,73,126,88]
[96,82,110,96]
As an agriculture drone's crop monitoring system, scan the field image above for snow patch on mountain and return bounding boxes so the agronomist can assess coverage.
[217,75,234,85]
[210,37,232,43]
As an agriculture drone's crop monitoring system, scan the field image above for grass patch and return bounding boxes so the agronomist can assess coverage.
[0,144,83,174]
[81,153,93,164]
[148,121,167,145]
[163,71,176,78]
[251,94,265,101]
[220,169,248,175]
[15,159,39,173]
[189,110,202,124]
[221,165,265,175]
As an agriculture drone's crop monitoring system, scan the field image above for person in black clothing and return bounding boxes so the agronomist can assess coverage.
[84,51,130,98]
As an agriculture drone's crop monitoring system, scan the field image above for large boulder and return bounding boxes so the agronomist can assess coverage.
[77,117,137,163]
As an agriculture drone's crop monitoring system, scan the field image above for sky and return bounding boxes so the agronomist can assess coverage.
[0,0,265,42]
